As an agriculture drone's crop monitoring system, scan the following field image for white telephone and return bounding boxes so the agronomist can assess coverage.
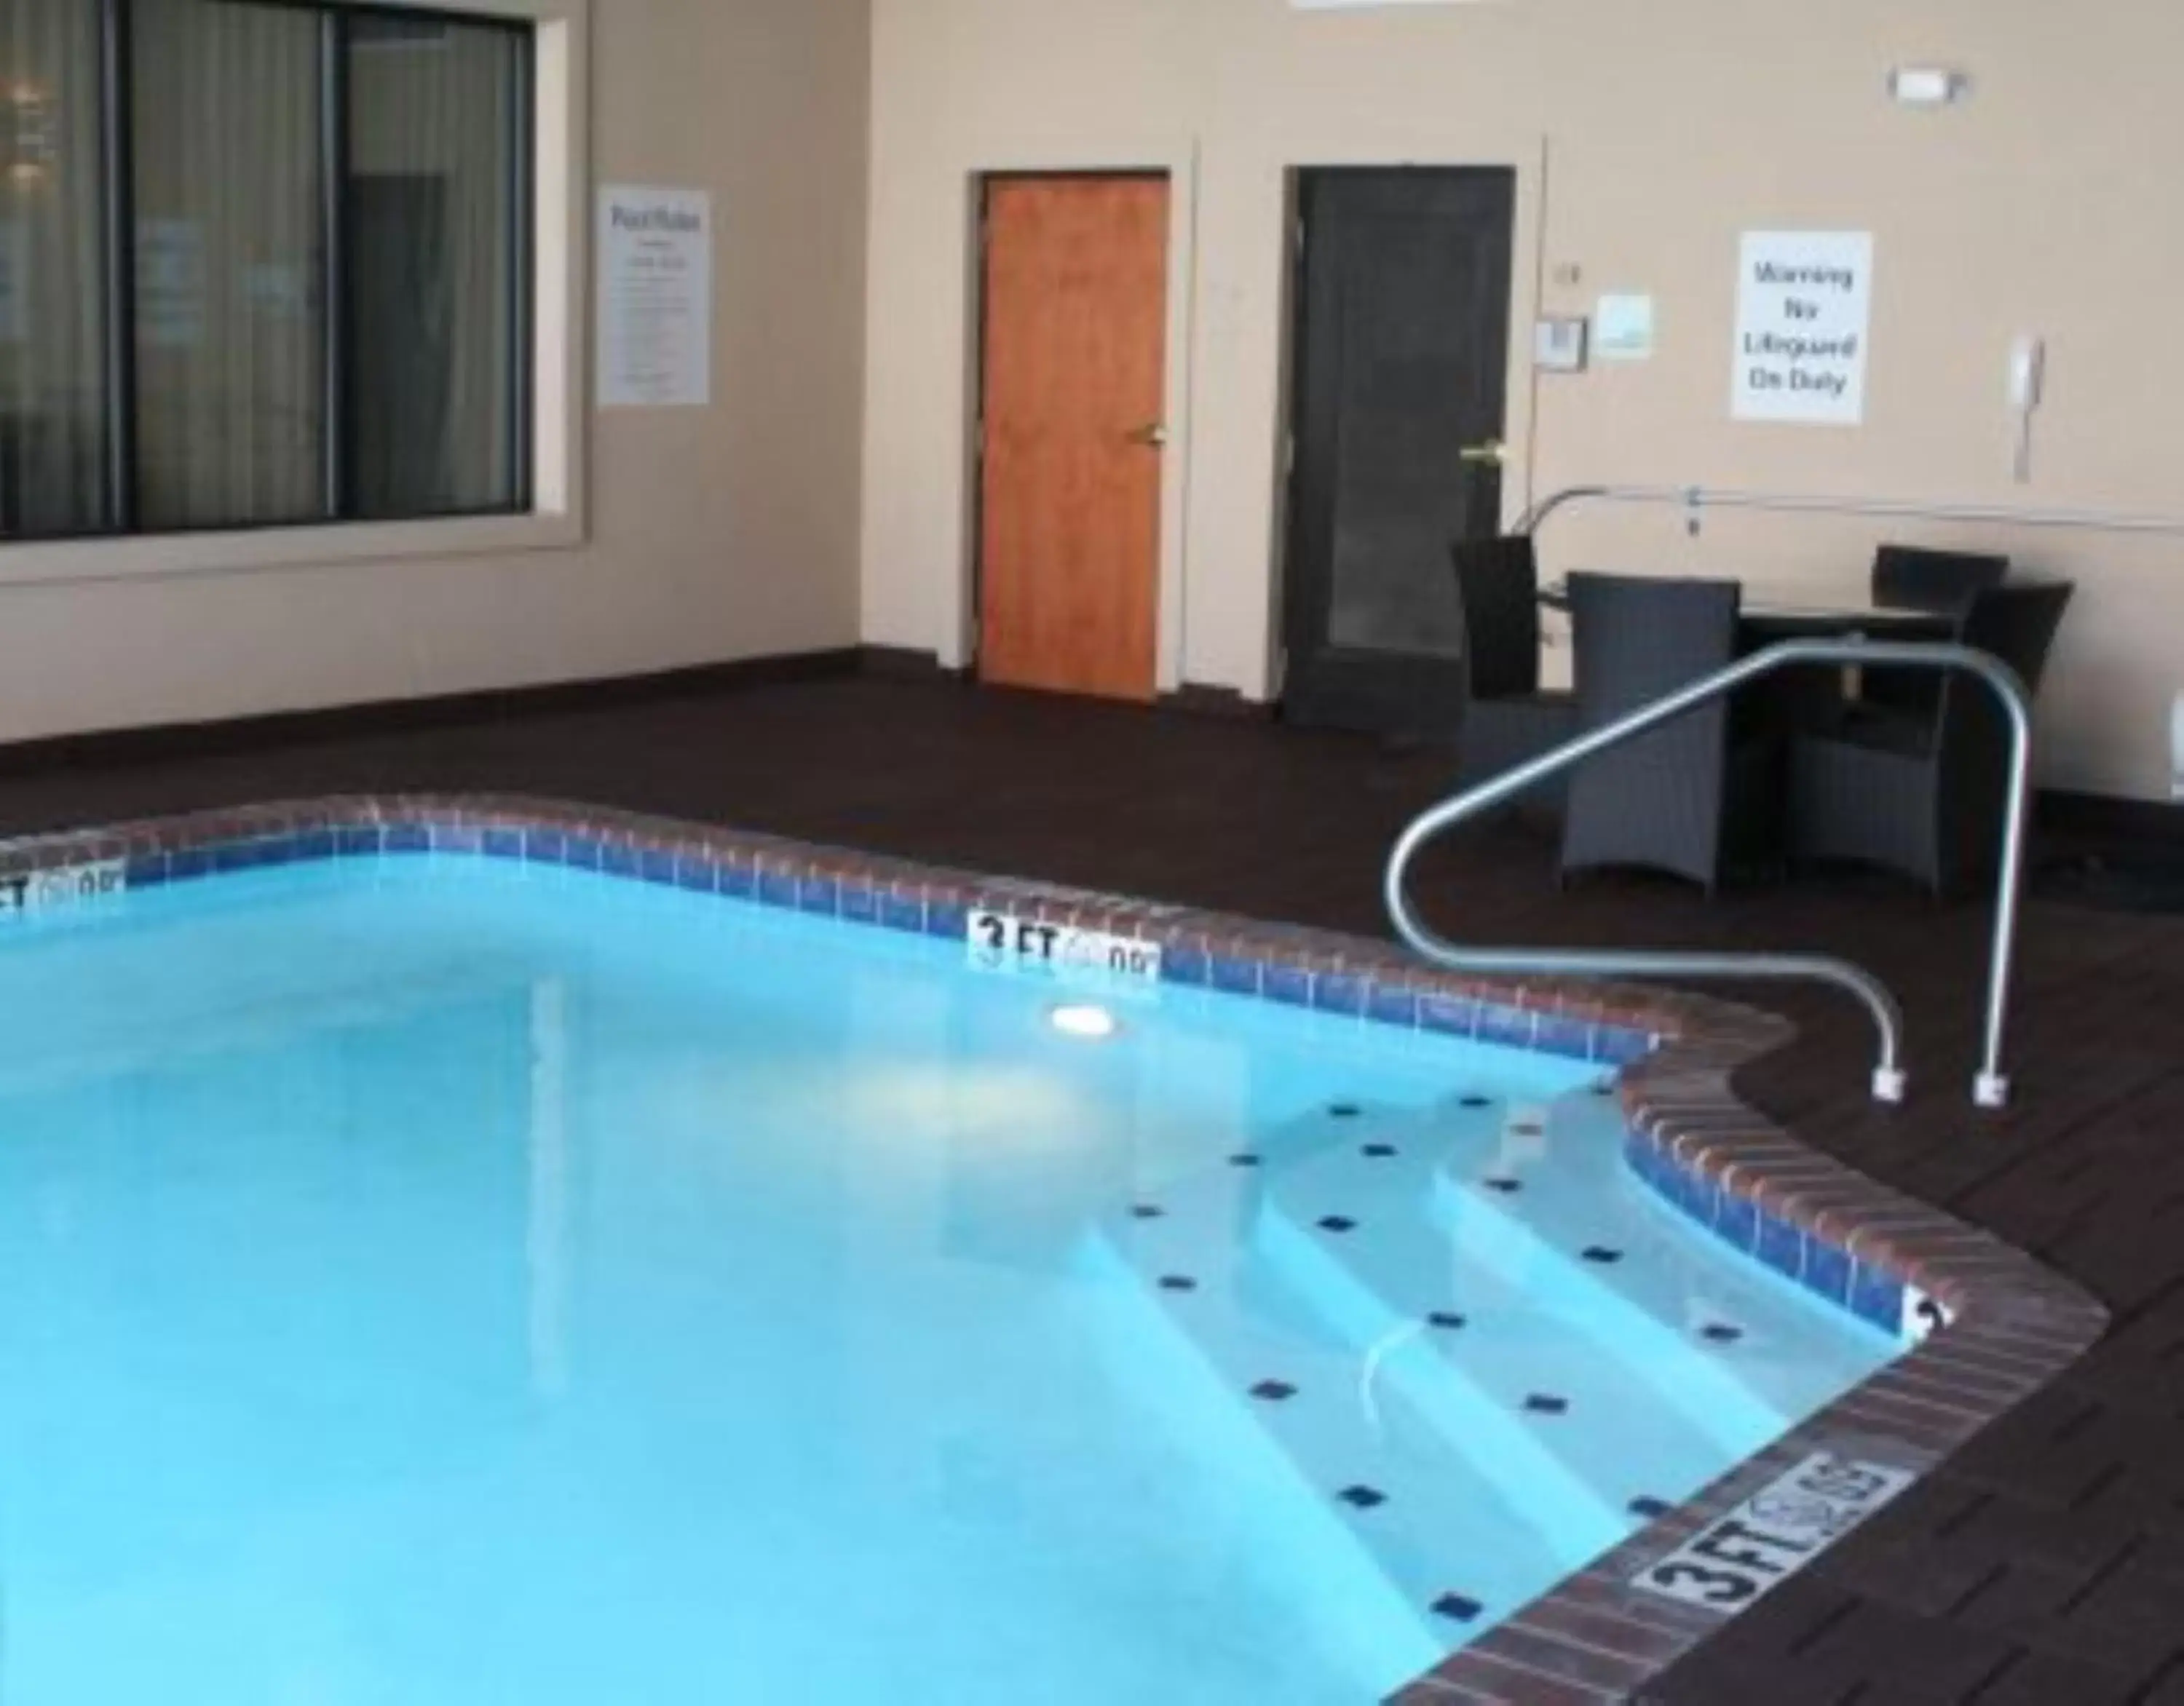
[2009,336,2046,482]
[2009,336,2046,412]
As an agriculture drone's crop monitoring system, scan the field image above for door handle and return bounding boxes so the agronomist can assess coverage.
[1458,438,1506,468]
[1125,422,1168,450]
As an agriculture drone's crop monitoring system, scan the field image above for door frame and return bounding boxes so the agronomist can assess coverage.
[964,149,1197,694]
[1267,140,1548,707]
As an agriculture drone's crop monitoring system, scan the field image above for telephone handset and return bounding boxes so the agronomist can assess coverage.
[2009,336,2046,413]
[2009,336,2046,482]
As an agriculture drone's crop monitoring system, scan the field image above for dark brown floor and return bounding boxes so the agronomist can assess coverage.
[9,671,2184,1704]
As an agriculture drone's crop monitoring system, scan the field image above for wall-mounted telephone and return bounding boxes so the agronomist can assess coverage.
[2009,335,2046,483]
[2009,336,2046,412]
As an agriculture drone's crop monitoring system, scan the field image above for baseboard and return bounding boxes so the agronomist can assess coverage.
[856,652,1247,711]
[858,646,970,683]
[2040,789,2184,847]
[1158,681,1273,721]
[0,647,869,778]
[0,650,1259,782]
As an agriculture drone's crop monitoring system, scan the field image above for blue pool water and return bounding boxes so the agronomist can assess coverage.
[0,854,1896,1703]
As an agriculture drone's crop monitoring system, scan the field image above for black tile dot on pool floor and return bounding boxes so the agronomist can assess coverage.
[1482,1177,1522,1194]
[1582,1246,1625,1264]
[1228,1153,1262,1168]
[1431,1592,1484,1624]
[1428,1312,1467,1331]
[1129,1204,1164,1220]
[1327,1102,1361,1119]
[1459,1095,1492,1109]
[1158,1275,1197,1293]
[1361,1143,1398,1159]
[1524,1394,1570,1416]
[1317,1215,1357,1234]
[1249,1379,1297,1403]
[1701,1323,1744,1344]
[1337,1485,1387,1509]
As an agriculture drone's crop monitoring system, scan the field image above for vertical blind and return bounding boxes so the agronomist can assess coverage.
[0,0,530,541]
[347,11,524,520]
[0,0,108,536]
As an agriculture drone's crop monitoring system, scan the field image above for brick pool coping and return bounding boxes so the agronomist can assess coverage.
[0,793,2110,1705]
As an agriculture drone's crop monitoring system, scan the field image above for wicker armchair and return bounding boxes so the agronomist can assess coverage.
[1449,535,1578,814]
[1792,581,2073,898]
[1863,545,2011,721]
[1559,574,1773,894]
[1873,544,2011,612]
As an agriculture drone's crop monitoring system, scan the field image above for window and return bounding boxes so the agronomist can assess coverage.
[0,0,109,536]
[0,0,531,541]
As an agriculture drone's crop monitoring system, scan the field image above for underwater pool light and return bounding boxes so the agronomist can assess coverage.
[1049,1003,1119,1042]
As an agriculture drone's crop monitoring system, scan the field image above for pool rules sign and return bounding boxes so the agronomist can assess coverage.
[599,186,712,408]
[1731,231,1873,425]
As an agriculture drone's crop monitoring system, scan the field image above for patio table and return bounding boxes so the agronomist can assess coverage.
[1536,577,1958,644]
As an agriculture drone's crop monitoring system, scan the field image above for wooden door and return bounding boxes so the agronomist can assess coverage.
[1281,168,1516,735]
[978,175,1169,701]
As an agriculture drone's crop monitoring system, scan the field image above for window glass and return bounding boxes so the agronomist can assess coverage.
[132,0,328,531]
[0,0,111,537]
[0,0,531,543]
[346,13,526,518]
[354,15,533,520]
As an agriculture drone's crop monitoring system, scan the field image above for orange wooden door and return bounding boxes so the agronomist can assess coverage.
[978,175,1169,701]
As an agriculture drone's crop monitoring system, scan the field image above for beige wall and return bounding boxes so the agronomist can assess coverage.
[0,0,869,742]
[861,0,2184,800]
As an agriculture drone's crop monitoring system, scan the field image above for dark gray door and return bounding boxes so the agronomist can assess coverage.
[1281,167,1516,735]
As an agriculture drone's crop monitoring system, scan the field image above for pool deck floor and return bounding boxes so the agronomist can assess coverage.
[4,667,2183,1705]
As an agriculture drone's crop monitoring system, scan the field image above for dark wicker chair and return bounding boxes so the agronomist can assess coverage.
[1864,545,2012,721]
[1450,535,1578,812]
[1791,580,2074,898]
[1873,544,2012,612]
[1559,574,1770,894]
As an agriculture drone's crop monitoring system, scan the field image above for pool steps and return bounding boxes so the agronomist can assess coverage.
[1075,1082,1899,1651]
[1245,1135,1749,1526]
[1077,1220,1586,1643]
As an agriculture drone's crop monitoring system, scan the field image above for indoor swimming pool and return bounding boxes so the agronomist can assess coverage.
[0,825,1905,1703]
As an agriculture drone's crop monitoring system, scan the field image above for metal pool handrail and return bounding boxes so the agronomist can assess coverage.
[1383,639,2038,1108]
[1514,482,2184,541]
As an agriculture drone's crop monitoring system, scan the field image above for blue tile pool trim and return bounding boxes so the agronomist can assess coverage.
[1,794,2112,1706]
[1624,1124,1907,1339]
[110,801,1668,1073]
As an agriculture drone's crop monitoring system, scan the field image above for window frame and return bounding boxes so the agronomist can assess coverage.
[0,0,586,583]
